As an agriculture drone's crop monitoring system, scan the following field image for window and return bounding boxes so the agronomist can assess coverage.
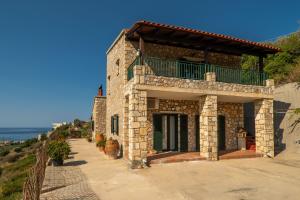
[115,59,120,76]
[111,115,119,135]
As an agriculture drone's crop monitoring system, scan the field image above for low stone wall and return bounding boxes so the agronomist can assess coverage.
[143,75,273,97]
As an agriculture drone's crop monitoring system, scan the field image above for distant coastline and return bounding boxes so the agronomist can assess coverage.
[0,128,51,142]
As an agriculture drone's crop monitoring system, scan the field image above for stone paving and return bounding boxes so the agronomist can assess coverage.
[40,158,99,200]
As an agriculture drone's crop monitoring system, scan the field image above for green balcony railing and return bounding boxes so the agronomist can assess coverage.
[127,56,268,86]
[127,56,141,81]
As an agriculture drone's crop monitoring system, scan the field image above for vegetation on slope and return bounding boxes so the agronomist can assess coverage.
[0,139,41,200]
[242,30,300,84]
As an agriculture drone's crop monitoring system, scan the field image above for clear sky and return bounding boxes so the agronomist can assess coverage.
[0,0,299,127]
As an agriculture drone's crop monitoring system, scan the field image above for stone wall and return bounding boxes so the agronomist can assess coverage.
[218,102,244,150]
[106,33,126,144]
[255,99,274,157]
[127,40,241,68]
[143,75,273,97]
[92,96,106,140]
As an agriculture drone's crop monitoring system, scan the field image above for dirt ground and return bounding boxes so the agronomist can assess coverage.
[69,139,300,200]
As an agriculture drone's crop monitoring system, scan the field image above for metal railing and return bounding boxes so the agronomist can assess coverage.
[127,56,268,86]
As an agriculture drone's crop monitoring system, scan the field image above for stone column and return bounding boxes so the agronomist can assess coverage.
[128,87,148,168]
[254,99,274,157]
[122,96,129,159]
[199,95,218,160]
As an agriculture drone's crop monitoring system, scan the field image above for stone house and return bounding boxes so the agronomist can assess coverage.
[95,21,279,168]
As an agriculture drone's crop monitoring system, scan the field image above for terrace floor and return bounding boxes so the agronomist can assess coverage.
[148,150,262,164]
[47,139,300,200]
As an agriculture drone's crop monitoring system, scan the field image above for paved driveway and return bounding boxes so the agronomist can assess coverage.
[70,139,300,200]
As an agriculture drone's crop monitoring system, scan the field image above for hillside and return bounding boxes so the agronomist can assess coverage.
[242,30,300,84]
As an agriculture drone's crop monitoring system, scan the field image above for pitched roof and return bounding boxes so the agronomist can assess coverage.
[126,21,280,56]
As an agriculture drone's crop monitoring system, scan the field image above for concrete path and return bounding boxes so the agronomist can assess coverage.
[56,139,300,200]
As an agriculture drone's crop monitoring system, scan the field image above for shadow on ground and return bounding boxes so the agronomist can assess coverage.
[64,160,87,166]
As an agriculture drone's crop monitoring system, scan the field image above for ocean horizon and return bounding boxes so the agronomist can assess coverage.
[0,127,51,141]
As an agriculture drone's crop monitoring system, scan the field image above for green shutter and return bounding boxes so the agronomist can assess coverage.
[153,114,163,152]
[116,115,119,135]
[111,116,114,133]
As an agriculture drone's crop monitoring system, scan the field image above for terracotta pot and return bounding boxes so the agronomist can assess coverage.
[95,133,105,142]
[105,138,119,159]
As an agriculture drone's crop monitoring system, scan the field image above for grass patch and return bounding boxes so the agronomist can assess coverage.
[0,154,36,199]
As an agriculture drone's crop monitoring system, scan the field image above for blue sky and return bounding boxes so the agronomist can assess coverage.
[0,0,299,127]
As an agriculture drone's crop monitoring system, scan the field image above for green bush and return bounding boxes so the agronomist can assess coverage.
[21,138,38,148]
[6,154,20,163]
[40,133,48,141]
[96,140,106,148]
[47,141,71,161]
[14,147,22,153]
[0,149,9,157]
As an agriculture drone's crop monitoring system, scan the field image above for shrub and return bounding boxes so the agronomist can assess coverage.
[40,133,48,141]
[6,154,21,163]
[0,149,9,157]
[14,147,22,153]
[47,141,71,161]
[96,140,106,148]
[21,138,38,148]
[0,167,3,176]
[69,130,81,138]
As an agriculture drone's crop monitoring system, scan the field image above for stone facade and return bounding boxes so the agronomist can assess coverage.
[92,96,106,140]
[106,32,126,144]
[126,40,241,68]
[255,99,274,157]
[199,95,218,160]
[218,102,244,150]
[103,29,275,168]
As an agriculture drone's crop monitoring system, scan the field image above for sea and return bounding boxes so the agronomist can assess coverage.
[0,128,51,142]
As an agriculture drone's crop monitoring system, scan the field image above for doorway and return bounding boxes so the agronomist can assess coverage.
[153,114,189,152]
[195,115,200,151]
[153,114,178,151]
[218,115,226,151]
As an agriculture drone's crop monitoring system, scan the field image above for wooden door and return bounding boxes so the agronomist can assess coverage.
[153,114,163,152]
[180,115,188,151]
[218,115,226,151]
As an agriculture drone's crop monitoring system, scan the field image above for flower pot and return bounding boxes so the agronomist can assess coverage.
[52,159,64,166]
[95,133,105,143]
[105,138,119,159]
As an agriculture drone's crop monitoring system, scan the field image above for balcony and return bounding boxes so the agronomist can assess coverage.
[127,56,268,86]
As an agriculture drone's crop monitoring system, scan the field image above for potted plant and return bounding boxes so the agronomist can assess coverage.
[96,139,106,152]
[47,140,71,166]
